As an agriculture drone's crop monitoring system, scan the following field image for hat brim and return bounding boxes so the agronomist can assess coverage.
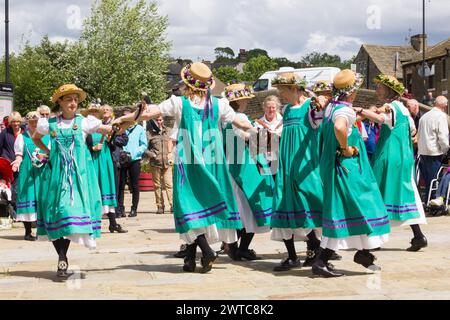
[180,66,216,92]
[80,108,105,119]
[52,89,87,104]
[228,95,255,102]
[374,78,404,95]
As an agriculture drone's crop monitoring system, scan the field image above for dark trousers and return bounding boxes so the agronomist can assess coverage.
[419,155,443,200]
[118,160,141,212]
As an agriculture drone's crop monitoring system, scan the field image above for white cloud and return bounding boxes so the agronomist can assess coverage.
[0,0,448,62]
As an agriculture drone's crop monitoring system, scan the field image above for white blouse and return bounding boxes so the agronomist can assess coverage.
[382,101,416,132]
[36,115,102,141]
[14,134,25,156]
[331,107,357,137]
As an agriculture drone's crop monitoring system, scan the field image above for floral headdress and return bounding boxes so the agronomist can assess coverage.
[272,73,308,90]
[374,74,405,95]
[224,84,255,102]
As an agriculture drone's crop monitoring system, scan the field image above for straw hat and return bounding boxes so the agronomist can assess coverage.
[51,84,87,104]
[311,80,333,95]
[332,69,364,97]
[224,83,255,102]
[80,105,105,119]
[180,62,215,92]
[272,72,308,90]
[374,74,405,95]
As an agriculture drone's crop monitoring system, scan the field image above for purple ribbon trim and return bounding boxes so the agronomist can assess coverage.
[385,204,417,208]
[38,215,91,226]
[275,210,322,214]
[271,214,322,220]
[37,221,101,231]
[331,100,353,106]
[175,202,227,221]
[387,208,418,213]
[177,162,185,187]
[255,208,272,213]
[176,207,227,226]
[323,219,389,230]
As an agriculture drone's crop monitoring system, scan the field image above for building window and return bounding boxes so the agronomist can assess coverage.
[443,58,448,80]
[428,75,435,89]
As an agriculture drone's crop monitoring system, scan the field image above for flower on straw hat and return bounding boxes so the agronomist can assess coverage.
[332,69,364,97]
[224,83,255,102]
[51,84,87,104]
[180,62,216,92]
[311,80,333,94]
[272,72,308,90]
[374,74,405,95]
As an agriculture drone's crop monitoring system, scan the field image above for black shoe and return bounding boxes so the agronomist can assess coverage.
[330,252,342,260]
[174,244,188,258]
[226,244,239,261]
[235,249,261,261]
[200,252,218,273]
[353,250,381,271]
[128,209,137,218]
[24,234,36,241]
[312,260,344,278]
[217,242,227,255]
[109,224,128,233]
[183,258,196,272]
[303,249,318,267]
[56,259,69,278]
[406,236,428,252]
[273,257,302,272]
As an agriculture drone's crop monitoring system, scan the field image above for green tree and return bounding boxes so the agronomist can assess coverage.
[214,66,241,84]
[242,56,277,82]
[301,52,344,68]
[246,48,269,61]
[214,47,235,60]
[0,36,79,114]
[78,0,171,105]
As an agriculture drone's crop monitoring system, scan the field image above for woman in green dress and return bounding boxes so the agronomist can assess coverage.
[270,73,326,272]
[32,84,113,278]
[12,111,49,241]
[221,83,273,261]
[355,74,427,252]
[114,62,255,273]
[84,107,127,234]
[313,70,391,278]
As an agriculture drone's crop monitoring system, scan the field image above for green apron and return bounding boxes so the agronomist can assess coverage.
[16,132,49,218]
[37,116,102,240]
[271,100,323,229]
[223,114,273,227]
[372,101,419,221]
[173,97,242,234]
[91,132,117,207]
[320,103,391,238]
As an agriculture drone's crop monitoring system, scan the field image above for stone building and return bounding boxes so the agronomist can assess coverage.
[402,37,450,102]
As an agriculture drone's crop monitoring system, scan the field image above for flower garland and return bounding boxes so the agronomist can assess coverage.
[374,74,405,95]
[225,86,254,101]
[272,74,308,89]
[332,73,364,98]
[311,81,332,93]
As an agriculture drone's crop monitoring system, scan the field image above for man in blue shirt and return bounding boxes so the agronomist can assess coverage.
[118,106,148,218]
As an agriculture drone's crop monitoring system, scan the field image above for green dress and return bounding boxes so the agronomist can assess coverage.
[37,116,103,242]
[223,114,273,228]
[320,103,390,239]
[271,100,323,230]
[173,97,242,234]
[372,101,421,222]
[91,132,117,210]
[16,132,49,222]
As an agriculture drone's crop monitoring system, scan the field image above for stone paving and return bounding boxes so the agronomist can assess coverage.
[0,192,449,300]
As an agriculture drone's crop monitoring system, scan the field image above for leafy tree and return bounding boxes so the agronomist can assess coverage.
[214,66,241,85]
[214,47,235,60]
[242,56,277,82]
[77,0,171,105]
[246,48,269,61]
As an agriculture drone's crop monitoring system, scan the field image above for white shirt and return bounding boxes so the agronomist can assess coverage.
[254,113,283,136]
[36,115,102,140]
[418,107,450,156]
[331,107,357,137]
[382,101,416,132]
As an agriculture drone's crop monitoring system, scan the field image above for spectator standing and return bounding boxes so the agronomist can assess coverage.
[146,116,173,214]
[117,106,148,218]
[418,96,450,200]
[37,105,51,119]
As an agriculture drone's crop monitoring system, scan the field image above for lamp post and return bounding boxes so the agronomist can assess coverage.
[5,0,9,83]
[422,0,427,103]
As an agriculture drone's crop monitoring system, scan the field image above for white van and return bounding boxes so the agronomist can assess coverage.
[253,66,341,92]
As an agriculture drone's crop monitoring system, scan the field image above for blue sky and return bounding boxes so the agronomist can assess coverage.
[0,0,449,61]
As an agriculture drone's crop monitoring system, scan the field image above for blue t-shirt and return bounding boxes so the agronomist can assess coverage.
[364,121,379,155]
